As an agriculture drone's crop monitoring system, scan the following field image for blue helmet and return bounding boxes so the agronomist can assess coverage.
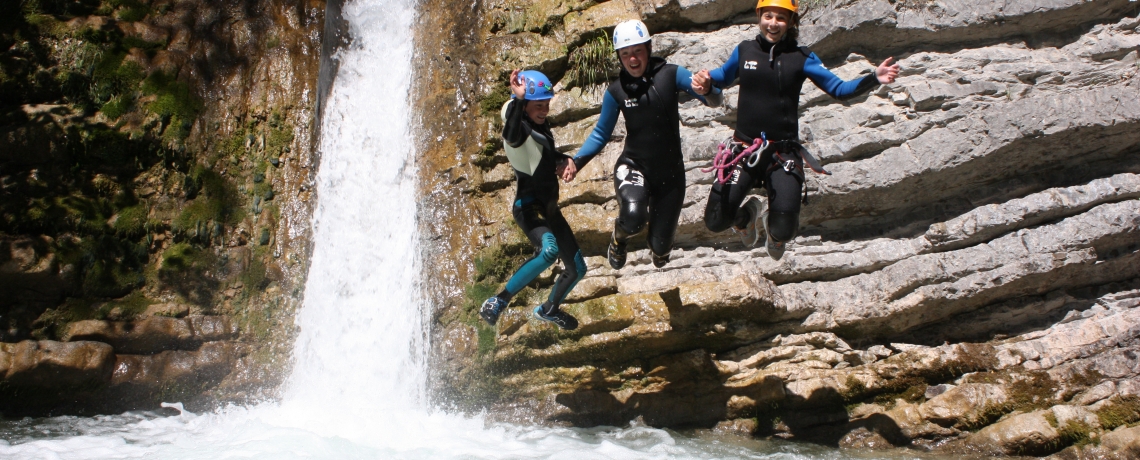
[517,70,554,101]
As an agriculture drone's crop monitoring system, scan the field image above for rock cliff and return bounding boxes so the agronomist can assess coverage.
[1,0,324,415]
[419,0,1140,456]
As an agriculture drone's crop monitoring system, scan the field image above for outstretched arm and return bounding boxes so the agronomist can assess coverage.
[804,53,896,101]
[570,91,620,173]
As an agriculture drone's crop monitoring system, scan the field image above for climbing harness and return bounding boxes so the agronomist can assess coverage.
[701,134,769,185]
[703,134,833,203]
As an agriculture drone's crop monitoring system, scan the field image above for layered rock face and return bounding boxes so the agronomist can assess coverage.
[1,0,324,415]
[422,0,1140,455]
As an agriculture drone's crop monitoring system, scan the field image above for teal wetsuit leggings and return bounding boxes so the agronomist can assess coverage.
[500,198,586,312]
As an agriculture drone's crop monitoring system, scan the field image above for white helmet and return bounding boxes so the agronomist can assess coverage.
[612,20,651,50]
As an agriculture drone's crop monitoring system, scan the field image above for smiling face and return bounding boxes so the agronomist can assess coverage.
[757,7,792,44]
[524,99,550,125]
[618,44,650,78]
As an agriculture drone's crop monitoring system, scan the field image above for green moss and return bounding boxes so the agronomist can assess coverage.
[100,94,133,120]
[478,85,511,120]
[173,165,242,237]
[31,297,98,339]
[91,54,144,109]
[1006,371,1060,412]
[1096,395,1140,430]
[476,322,497,355]
[157,242,220,306]
[100,290,154,320]
[959,402,1014,431]
[113,204,148,237]
[109,0,150,22]
[142,71,202,141]
[161,242,211,272]
[265,125,294,158]
[1058,419,1094,447]
[473,243,532,284]
[240,253,269,299]
[83,255,144,297]
[872,380,927,407]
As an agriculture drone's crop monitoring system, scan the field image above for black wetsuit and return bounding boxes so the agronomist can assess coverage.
[574,57,719,258]
[704,36,880,242]
[499,99,585,311]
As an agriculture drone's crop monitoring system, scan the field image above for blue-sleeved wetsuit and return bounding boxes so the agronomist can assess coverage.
[573,57,721,262]
[498,99,586,315]
[703,35,879,242]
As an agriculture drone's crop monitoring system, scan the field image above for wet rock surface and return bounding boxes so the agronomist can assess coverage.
[1,0,325,414]
[419,0,1140,456]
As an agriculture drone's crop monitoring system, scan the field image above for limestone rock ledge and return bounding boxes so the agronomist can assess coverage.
[0,317,247,415]
[420,0,1140,455]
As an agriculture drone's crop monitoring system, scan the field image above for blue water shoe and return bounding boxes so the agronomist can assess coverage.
[480,296,507,325]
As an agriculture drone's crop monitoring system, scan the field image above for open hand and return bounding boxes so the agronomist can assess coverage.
[509,69,526,99]
[876,57,900,84]
[691,69,712,95]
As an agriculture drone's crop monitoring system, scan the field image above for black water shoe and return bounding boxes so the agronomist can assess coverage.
[533,303,579,330]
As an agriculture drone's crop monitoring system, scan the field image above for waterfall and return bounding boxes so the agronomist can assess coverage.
[283,0,424,423]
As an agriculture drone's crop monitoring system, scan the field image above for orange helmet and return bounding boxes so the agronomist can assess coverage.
[756,0,798,13]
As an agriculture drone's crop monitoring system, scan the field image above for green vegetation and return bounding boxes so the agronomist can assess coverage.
[30,297,97,339]
[1096,395,1140,430]
[566,32,616,88]
[158,242,220,306]
[871,378,927,407]
[113,204,149,237]
[110,0,150,22]
[479,85,511,120]
[142,71,203,141]
[100,289,154,319]
[173,165,243,240]
[1056,418,1095,448]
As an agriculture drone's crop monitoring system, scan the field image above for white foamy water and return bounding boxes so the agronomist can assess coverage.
[0,1,919,459]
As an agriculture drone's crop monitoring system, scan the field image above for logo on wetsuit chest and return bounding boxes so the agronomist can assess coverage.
[744,60,758,70]
[624,99,639,107]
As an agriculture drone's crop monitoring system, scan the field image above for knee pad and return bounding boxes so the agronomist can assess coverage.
[766,211,799,242]
[539,233,559,263]
[618,201,648,235]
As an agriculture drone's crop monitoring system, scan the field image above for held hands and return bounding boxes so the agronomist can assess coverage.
[509,69,527,99]
[556,158,578,182]
[876,57,900,84]
[691,69,712,95]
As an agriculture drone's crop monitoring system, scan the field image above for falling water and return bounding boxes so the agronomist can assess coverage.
[0,1,924,458]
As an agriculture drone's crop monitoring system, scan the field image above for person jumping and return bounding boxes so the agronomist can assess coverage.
[479,69,584,330]
[692,0,899,259]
